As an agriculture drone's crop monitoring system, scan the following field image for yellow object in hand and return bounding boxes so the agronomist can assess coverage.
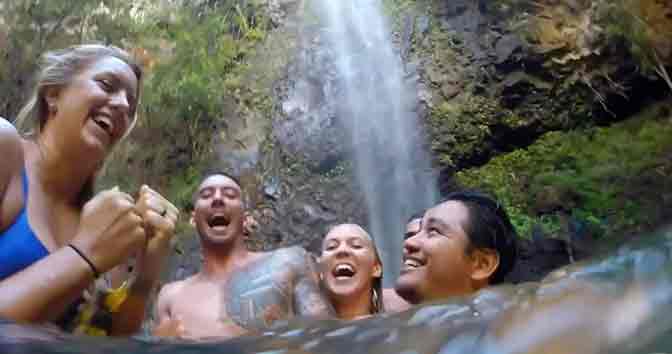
[105,281,130,313]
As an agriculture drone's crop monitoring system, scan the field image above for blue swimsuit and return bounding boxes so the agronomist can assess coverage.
[0,172,106,333]
[0,170,49,280]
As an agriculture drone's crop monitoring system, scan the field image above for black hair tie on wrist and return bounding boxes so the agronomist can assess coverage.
[68,244,100,279]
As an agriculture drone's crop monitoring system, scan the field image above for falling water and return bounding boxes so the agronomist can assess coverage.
[310,0,438,284]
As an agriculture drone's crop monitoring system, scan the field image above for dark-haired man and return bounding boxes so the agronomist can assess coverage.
[395,191,517,304]
[153,173,333,340]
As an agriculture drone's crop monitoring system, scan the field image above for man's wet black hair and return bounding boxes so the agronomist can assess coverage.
[441,190,518,285]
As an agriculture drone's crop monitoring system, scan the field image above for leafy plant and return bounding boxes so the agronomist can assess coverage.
[457,102,672,238]
[599,0,672,92]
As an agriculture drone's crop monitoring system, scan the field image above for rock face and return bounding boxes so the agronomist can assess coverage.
[171,0,671,283]
[414,0,669,175]
[272,34,348,173]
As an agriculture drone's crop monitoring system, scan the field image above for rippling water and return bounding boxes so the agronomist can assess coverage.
[3,226,672,354]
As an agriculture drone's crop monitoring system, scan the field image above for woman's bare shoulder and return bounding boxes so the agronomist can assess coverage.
[0,118,24,189]
[0,118,22,153]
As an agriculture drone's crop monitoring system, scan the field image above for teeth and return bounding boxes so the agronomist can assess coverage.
[335,264,354,273]
[404,259,421,268]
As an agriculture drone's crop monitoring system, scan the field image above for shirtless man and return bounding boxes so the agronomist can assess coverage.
[153,172,333,340]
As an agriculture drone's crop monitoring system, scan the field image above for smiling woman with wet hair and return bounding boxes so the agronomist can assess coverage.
[0,44,178,335]
[319,223,385,319]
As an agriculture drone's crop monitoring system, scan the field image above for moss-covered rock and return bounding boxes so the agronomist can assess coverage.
[400,0,671,178]
[457,101,672,239]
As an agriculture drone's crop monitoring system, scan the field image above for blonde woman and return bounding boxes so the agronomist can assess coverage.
[0,44,178,335]
[319,224,385,319]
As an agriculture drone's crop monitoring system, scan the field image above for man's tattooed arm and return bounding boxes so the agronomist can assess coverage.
[224,247,333,331]
[291,248,335,317]
[224,252,293,330]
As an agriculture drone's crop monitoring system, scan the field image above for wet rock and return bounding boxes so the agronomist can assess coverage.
[401,14,415,61]
[494,34,523,64]
[272,33,350,172]
[266,0,303,28]
[440,83,460,99]
[566,216,598,258]
[264,176,282,200]
[435,0,471,21]
[273,88,346,171]
[416,16,430,36]
[532,185,579,214]
[246,168,368,251]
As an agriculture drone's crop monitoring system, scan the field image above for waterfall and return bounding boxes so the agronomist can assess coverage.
[310,0,438,285]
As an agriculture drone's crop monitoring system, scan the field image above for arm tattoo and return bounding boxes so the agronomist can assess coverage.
[223,247,333,331]
[292,249,335,317]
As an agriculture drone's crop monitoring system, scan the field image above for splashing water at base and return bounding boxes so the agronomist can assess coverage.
[4,226,672,354]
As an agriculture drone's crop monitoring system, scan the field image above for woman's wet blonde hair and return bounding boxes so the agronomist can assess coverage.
[15,44,143,206]
[16,44,143,137]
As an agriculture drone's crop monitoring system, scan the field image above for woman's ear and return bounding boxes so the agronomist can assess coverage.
[189,211,196,227]
[372,262,382,278]
[44,87,61,116]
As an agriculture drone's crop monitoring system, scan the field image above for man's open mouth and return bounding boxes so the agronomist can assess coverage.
[207,214,230,231]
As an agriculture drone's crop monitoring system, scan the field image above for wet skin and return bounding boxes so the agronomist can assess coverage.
[157,247,331,340]
[154,175,332,339]
[395,201,476,304]
[320,224,382,319]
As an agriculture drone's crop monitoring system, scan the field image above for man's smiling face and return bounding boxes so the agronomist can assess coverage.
[395,201,476,303]
[192,174,245,246]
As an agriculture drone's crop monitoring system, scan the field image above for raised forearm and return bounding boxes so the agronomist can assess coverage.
[110,233,170,336]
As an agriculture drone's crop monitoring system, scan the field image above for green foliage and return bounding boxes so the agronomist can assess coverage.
[381,0,417,27]
[428,94,520,169]
[123,1,269,211]
[166,165,202,211]
[1,0,271,213]
[0,0,149,116]
[599,0,672,64]
[457,103,672,238]
[598,0,672,91]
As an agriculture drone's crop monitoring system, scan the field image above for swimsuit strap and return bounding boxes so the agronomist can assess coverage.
[21,169,29,199]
